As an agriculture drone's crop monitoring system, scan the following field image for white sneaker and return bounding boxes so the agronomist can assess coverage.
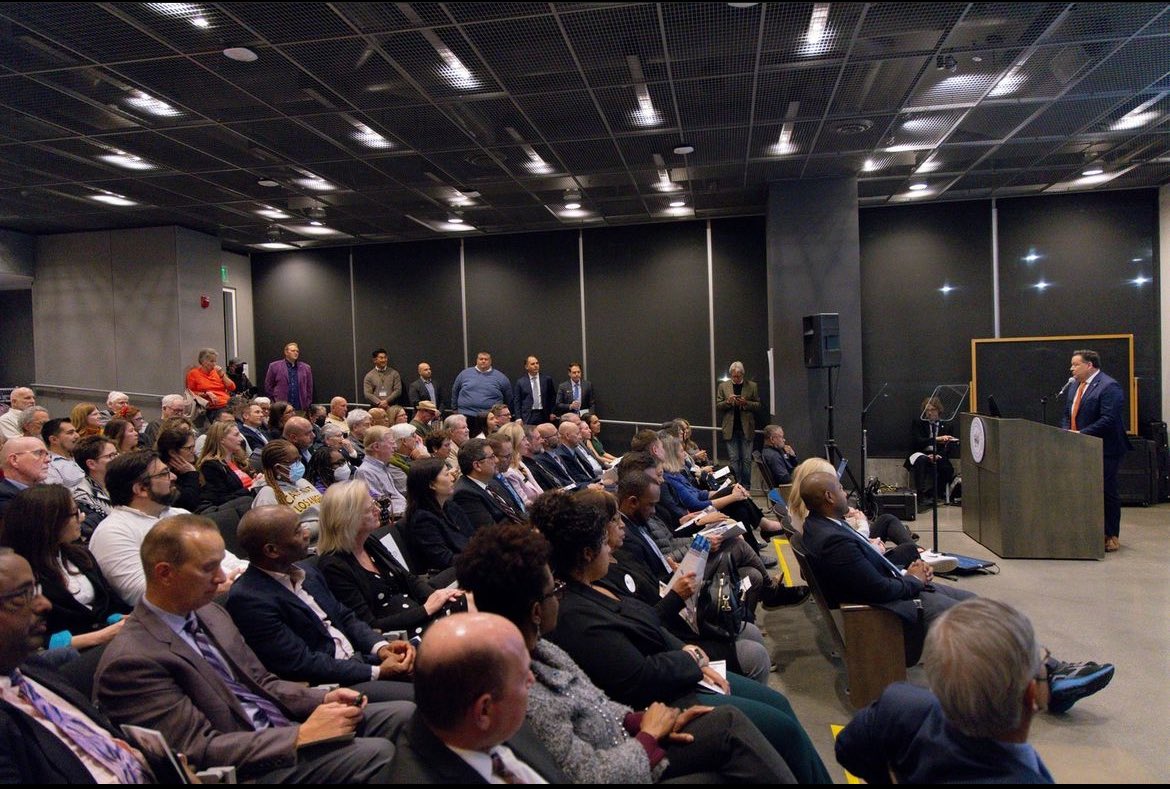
[919,550,958,573]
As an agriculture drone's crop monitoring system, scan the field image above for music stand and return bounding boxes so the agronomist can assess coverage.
[918,384,969,552]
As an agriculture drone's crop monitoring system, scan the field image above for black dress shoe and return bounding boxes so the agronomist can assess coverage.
[761,581,811,609]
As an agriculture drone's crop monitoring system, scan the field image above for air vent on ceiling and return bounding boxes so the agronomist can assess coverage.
[835,120,874,135]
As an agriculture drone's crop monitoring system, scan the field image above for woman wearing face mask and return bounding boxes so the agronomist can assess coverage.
[252,439,324,543]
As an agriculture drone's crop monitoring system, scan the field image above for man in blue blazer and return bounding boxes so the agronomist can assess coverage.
[225,506,415,702]
[1062,349,1131,552]
[512,355,557,425]
[836,598,1054,784]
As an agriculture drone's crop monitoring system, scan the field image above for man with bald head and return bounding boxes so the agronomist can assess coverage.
[0,436,51,517]
[0,387,36,439]
[96,514,413,782]
[798,466,1114,712]
[554,421,596,484]
[532,423,574,487]
[326,396,350,435]
[283,416,317,466]
[388,613,567,783]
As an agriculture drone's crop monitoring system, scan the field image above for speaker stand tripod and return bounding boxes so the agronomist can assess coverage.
[823,366,862,499]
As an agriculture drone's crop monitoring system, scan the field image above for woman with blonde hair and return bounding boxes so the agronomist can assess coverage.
[70,402,103,437]
[496,421,543,505]
[317,479,464,640]
[385,404,409,425]
[196,418,255,508]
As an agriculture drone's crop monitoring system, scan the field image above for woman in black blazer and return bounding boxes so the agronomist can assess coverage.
[534,489,831,785]
[399,458,477,575]
[0,485,129,651]
[316,479,465,639]
[196,420,255,508]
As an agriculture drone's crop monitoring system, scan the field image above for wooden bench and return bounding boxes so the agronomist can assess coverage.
[788,531,907,709]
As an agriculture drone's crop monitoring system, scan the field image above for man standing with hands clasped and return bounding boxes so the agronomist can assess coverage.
[1061,349,1130,553]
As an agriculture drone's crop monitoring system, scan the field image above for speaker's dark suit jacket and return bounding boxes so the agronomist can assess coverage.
[836,682,1053,784]
[1,658,131,783]
[408,378,445,412]
[1061,371,1131,457]
[555,379,594,414]
[387,715,568,784]
[224,563,385,688]
[512,373,557,424]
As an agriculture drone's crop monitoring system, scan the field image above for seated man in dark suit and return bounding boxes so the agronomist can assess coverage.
[837,598,1054,783]
[388,612,568,783]
[761,424,799,485]
[799,468,1114,714]
[95,513,414,782]
[553,422,597,484]
[0,548,153,783]
[531,423,576,487]
[451,439,522,529]
[225,506,415,703]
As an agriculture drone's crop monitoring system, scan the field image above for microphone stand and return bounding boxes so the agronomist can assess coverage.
[860,383,889,514]
[930,419,941,553]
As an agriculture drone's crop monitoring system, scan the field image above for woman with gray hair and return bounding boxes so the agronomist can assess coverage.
[185,347,235,422]
[716,361,760,488]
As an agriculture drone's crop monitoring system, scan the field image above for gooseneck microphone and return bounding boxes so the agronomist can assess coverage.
[1057,376,1076,398]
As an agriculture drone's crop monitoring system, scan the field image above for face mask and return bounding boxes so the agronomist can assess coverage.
[288,460,305,483]
[333,464,352,482]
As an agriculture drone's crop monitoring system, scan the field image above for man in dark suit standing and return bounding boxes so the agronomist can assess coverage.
[408,361,445,413]
[226,506,415,702]
[95,514,414,782]
[452,439,522,529]
[388,612,568,784]
[0,548,153,783]
[555,362,594,416]
[1062,349,1131,553]
[513,355,557,425]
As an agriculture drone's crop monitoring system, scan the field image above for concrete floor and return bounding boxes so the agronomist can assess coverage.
[758,500,1169,784]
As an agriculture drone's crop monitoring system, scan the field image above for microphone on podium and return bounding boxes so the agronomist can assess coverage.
[1057,376,1075,399]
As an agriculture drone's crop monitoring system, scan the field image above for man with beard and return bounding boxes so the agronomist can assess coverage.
[89,450,247,605]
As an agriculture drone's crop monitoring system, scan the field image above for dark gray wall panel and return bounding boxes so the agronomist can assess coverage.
[712,216,770,434]
[0,289,35,385]
[997,190,1160,431]
[465,230,581,389]
[859,201,994,456]
[352,240,462,404]
[583,222,709,429]
[252,248,353,403]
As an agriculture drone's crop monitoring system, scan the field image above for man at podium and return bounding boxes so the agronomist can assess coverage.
[1061,350,1130,553]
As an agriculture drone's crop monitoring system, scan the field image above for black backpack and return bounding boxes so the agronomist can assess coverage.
[696,551,746,641]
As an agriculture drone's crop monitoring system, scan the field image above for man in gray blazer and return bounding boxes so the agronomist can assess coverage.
[95,513,413,783]
[716,360,761,488]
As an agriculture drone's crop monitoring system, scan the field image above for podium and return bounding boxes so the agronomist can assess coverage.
[961,413,1103,559]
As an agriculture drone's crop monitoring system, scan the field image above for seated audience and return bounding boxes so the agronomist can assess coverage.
[385,405,409,426]
[196,420,255,509]
[0,485,130,654]
[95,514,414,782]
[72,435,118,538]
[251,440,323,542]
[99,392,130,426]
[0,547,153,783]
[453,438,523,529]
[441,414,469,479]
[317,479,463,638]
[226,357,257,398]
[156,423,201,511]
[401,457,478,576]
[555,421,599,482]
[18,406,50,440]
[367,407,389,428]
[837,597,1056,783]
[583,413,618,465]
[69,401,103,437]
[355,426,407,514]
[237,401,270,459]
[387,612,569,784]
[226,506,415,702]
[534,489,832,783]
[521,424,564,490]
[325,396,350,434]
[456,522,797,784]
[0,387,36,439]
[798,466,1113,711]
[89,450,247,605]
[532,423,580,486]
[142,394,190,450]
[409,400,440,437]
[495,422,544,505]
[185,348,235,421]
[282,416,318,467]
[266,400,294,440]
[0,436,51,518]
[42,417,84,488]
[102,418,138,454]
[761,424,799,486]
[308,445,349,494]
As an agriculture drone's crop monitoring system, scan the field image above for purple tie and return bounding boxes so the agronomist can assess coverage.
[183,617,290,729]
[491,749,524,783]
[10,670,149,783]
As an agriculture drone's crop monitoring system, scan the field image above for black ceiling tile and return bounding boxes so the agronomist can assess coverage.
[683,127,750,166]
[0,142,119,183]
[471,181,541,208]
[460,14,585,95]
[905,56,1015,109]
[227,118,352,162]
[1071,37,1170,96]
[293,113,406,158]
[857,177,904,198]
[513,90,609,140]
[87,130,240,172]
[942,3,1069,51]
[299,158,398,191]
[594,82,678,134]
[663,1,759,79]
[802,154,870,177]
[1016,96,1124,138]
[376,28,503,99]
[810,115,894,154]
[419,149,513,184]
[366,103,478,151]
[883,109,966,149]
[761,2,864,63]
[115,56,279,122]
[330,2,440,33]
[365,152,451,189]
[745,159,804,182]
[545,137,623,173]
[279,38,426,110]
[1046,2,1169,43]
[0,104,79,142]
[951,170,1018,191]
[214,2,357,43]
[436,96,541,148]
[161,123,280,169]
[982,140,1061,169]
[674,75,753,128]
[0,21,93,72]
[950,102,1047,143]
[557,3,668,88]
[0,75,143,134]
[138,172,248,203]
[854,3,968,57]
[0,3,175,63]
[108,4,261,55]
[753,65,841,123]
[930,143,999,170]
[828,57,927,116]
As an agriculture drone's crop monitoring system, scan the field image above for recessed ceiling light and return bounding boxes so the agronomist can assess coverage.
[288,225,339,236]
[939,283,954,294]
[1081,166,1104,176]
[223,47,259,63]
[124,90,181,117]
[908,182,928,191]
[98,152,155,170]
[309,220,325,227]
[1033,279,1050,291]
[90,193,137,207]
[805,3,830,45]
[256,207,290,220]
[669,198,686,207]
[256,242,297,250]
[295,177,335,191]
[673,144,695,155]
[448,211,464,224]
[257,178,280,188]
[1132,275,1151,286]
[352,124,392,149]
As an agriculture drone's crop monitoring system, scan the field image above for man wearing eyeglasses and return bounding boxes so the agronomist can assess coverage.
[89,450,247,606]
[0,436,52,518]
[0,547,154,783]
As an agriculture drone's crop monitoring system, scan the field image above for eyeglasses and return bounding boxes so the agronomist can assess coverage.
[542,580,567,601]
[0,582,42,611]
[142,469,174,481]
[11,449,50,459]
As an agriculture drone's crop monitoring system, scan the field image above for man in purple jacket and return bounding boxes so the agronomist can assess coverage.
[265,342,314,412]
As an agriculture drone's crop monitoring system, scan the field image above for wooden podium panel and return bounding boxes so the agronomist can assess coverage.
[961,413,1103,559]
